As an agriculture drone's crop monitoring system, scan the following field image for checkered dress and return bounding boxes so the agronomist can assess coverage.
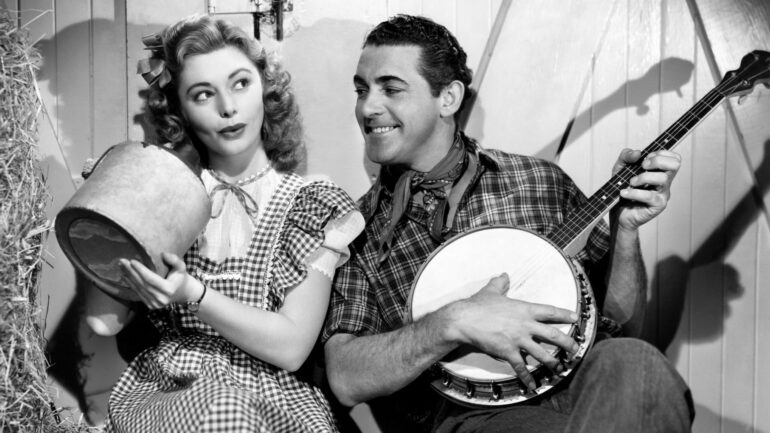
[106,172,356,433]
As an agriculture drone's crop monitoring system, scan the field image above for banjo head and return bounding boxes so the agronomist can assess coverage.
[408,225,597,406]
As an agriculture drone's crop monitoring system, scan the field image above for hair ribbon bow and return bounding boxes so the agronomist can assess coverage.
[137,33,172,88]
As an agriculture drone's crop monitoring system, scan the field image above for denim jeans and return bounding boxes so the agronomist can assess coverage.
[434,338,695,433]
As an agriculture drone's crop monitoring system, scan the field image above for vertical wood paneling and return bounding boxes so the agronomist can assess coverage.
[627,0,662,320]
[282,0,383,198]
[92,0,127,155]
[756,222,770,432]
[468,0,620,159]
[721,136,759,430]
[125,0,206,141]
[421,0,456,34]
[53,0,91,182]
[587,0,627,193]
[688,45,728,432]
[652,0,696,357]
[454,0,491,78]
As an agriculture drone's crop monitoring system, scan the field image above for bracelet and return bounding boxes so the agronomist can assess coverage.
[186,282,207,313]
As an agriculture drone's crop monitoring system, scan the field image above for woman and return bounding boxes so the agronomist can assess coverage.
[95,14,363,432]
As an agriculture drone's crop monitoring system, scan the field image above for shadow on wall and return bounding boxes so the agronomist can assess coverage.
[646,139,770,353]
[35,18,170,149]
[34,17,167,425]
[538,57,696,162]
[45,272,158,425]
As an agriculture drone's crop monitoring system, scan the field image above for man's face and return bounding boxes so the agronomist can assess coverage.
[353,44,448,172]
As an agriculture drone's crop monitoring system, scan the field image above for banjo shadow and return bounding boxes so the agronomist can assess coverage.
[535,57,695,161]
[644,139,770,352]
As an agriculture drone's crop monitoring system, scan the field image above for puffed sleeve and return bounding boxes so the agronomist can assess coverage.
[270,180,363,302]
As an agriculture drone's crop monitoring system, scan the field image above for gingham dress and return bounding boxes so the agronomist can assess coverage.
[106,171,358,433]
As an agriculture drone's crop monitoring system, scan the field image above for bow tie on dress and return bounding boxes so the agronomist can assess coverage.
[208,166,270,220]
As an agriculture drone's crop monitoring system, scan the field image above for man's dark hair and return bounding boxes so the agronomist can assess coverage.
[364,14,475,118]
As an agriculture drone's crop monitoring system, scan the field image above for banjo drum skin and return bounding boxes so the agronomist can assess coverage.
[55,141,211,302]
[408,225,598,407]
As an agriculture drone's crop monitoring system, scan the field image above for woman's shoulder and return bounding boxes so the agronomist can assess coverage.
[283,173,358,212]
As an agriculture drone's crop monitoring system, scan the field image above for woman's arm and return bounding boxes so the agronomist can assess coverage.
[121,252,331,372]
[194,267,331,371]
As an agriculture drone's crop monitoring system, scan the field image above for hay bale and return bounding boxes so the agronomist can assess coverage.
[0,7,94,433]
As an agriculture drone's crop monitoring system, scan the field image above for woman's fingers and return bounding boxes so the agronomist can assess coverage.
[162,252,186,274]
[120,259,161,309]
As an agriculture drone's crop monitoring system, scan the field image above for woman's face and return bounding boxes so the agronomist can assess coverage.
[176,46,265,163]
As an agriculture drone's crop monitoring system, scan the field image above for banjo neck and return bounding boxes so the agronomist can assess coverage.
[549,50,770,256]
[549,86,725,255]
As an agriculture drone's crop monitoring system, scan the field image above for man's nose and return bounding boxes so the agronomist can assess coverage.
[359,91,384,117]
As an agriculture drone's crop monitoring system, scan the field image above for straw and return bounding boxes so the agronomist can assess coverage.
[0,7,97,432]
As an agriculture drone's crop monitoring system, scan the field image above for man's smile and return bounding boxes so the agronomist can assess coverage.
[366,125,398,135]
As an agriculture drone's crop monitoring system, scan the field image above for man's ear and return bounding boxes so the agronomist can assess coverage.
[439,80,465,118]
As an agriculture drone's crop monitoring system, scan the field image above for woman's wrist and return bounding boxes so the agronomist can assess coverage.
[184,278,207,313]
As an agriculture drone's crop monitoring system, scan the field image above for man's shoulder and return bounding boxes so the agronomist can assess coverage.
[478,146,569,182]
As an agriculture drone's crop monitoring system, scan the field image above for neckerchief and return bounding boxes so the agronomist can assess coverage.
[377,135,470,264]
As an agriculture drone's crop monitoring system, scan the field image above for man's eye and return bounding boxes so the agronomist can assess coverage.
[354,88,367,96]
[384,87,402,95]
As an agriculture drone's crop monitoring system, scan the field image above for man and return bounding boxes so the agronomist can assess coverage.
[323,14,694,433]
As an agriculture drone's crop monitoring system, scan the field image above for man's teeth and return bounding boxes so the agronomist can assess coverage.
[371,126,396,134]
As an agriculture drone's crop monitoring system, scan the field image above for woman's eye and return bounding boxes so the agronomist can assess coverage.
[193,91,212,102]
[234,78,249,90]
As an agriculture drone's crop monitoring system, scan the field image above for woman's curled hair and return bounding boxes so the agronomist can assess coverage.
[144,15,304,171]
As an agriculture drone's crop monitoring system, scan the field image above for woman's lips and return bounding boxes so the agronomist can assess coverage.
[218,123,246,139]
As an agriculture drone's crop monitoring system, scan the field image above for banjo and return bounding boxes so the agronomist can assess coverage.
[408,50,770,407]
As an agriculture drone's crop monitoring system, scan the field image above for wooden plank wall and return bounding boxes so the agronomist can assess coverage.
[4,0,769,431]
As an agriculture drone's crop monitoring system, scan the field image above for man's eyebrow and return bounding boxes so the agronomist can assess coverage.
[353,74,408,86]
[353,75,367,86]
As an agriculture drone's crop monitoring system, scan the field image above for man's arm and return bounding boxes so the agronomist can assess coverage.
[325,307,456,407]
[603,221,647,337]
[601,148,681,336]
[325,274,580,407]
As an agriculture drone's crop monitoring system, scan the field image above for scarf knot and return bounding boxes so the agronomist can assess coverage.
[377,135,475,264]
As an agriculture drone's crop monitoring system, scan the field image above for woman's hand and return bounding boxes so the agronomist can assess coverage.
[120,252,203,309]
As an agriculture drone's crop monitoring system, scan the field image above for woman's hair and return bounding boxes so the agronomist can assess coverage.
[363,14,474,118]
[144,15,304,171]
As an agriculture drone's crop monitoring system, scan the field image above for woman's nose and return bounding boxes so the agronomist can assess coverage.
[218,93,237,118]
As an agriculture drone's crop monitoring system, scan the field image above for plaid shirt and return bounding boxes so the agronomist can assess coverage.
[323,135,611,343]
